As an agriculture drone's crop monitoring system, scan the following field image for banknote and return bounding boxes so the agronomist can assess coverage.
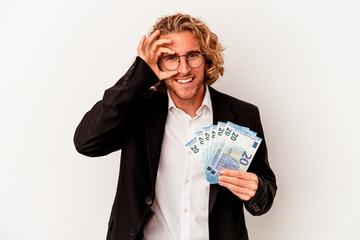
[209,125,262,178]
[186,121,262,184]
[209,121,226,164]
[186,134,219,184]
[194,130,206,165]
[207,122,248,168]
[202,126,211,160]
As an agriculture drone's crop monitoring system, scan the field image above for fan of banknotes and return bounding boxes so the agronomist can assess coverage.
[185,121,262,184]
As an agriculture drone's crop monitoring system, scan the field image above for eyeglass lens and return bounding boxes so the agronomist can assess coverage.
[161,52,204,71]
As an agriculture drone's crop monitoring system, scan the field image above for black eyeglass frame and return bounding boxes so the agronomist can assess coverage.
[159,51,206,71]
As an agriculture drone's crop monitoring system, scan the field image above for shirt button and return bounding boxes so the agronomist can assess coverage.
[188,121,193,126]
[185,178,190,183]
[145,197,153,205]
[129,229,137,236]
[184,208,188,212]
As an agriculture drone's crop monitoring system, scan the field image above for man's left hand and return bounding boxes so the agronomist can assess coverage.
[218,169,258,201]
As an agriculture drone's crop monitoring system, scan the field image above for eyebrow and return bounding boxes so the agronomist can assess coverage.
[167,50,201,56]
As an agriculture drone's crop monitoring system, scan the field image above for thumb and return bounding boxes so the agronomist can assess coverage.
[159,70,178,80]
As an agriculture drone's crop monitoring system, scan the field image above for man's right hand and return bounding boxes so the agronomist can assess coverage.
[137,30,178,80]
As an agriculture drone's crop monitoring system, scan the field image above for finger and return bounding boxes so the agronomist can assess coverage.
[156,47,175,58]
[144,30,161,50]
[219,180,256,200]
[220,181,254,197]
[137,35,147,56]
[159,70,178,80]
[148,29,161,42]
[221,169,258,182]
[219,175,258,190]
[150,38,172,51]
[236,193,253,201]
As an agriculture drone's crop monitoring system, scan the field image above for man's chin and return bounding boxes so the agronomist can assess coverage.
[173,92,196,101]
[171,88,203,101]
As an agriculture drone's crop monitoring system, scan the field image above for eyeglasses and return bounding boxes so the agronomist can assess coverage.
[159,51,205,71]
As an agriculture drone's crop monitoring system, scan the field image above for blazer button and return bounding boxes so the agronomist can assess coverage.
[129,229,137,236]
[122,81,127,86]
[145,197,153,205]
[252,204,260,212]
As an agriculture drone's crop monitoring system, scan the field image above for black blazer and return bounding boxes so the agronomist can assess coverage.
[74,57,277,240]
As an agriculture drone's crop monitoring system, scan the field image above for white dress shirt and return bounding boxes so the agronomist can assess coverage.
[143,86,213,240]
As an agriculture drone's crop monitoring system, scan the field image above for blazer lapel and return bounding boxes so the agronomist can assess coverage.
[208,87,236,213]
[145,92,169,186]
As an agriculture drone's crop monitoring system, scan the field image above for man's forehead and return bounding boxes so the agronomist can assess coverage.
[159,31,200,53]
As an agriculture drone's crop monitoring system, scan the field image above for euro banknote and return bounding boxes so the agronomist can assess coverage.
[186,121,262,184]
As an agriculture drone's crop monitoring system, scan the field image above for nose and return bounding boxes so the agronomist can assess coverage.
[178,56,191,76]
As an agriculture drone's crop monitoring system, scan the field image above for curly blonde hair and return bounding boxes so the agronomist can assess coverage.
[150,13,225,90]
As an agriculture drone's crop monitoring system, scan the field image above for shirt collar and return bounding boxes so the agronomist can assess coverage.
[167,85,213,115]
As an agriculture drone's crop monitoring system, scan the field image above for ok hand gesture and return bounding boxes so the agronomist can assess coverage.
[137,30,178,80]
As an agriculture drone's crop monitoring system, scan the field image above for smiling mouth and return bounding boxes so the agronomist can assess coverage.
[176,78,194,84]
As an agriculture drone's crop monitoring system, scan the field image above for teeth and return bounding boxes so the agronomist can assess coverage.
[176,78,193,83]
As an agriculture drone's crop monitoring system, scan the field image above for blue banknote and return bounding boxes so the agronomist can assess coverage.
[186,121,262,184]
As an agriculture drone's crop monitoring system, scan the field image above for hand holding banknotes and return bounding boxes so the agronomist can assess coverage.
[137,30,178,80]
[186,121,263,201]
[218,169,258,201]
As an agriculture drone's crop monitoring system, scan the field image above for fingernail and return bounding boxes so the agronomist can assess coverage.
[218,176,223,181]
[221,170,226,174]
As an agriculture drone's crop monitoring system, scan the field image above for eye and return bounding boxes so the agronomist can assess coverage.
[164,55,178,62]
[188,52,200,59]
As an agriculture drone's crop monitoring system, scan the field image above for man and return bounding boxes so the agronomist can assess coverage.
[74,13,276,240]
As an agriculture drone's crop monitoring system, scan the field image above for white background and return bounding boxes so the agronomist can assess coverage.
[1,0,359,239]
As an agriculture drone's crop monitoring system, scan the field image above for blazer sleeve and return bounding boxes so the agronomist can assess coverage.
[73,57,159,157]
[244,107,277,216]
